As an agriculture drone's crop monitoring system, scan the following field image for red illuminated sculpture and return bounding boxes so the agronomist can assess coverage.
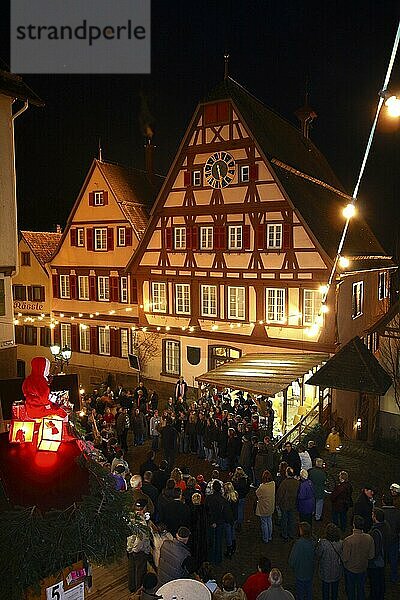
[22,357,67,419]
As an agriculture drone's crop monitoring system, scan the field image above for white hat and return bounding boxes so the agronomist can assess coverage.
[390,483,400,494]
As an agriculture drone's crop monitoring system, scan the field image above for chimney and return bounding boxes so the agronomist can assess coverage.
[295,101,317,139]
[145,137,155,183]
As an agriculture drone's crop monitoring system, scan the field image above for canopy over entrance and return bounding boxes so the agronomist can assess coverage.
[196,352,329,396]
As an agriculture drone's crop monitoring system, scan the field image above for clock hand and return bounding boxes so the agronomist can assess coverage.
[216,164,222,180]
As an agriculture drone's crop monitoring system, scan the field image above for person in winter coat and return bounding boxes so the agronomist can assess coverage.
[213,572,247,600]
[205,480,232,565]
[232,466,250,531]
[242,556,271,600]
[308,458,327,521]
[342,515,374,599]
[325,427,341,467]
[239,434,253,479]
[132,408,146,446]
[381,493,400,583]
[354,485,375,532]
[189,492,209,568]
[297,445,313,471]
[297,469,315,525]
[276,467,300,541]
[256,568,295,600]
[224,482,239,558]
[255,470,276,544]
[161,417,178,468]
[367,507,391,600]
[227,428,241,473]
[330,471,353,532]
[254,442,274,486]
[288,521,316,600]
[157,526,192,586]
[316,523,343,600]
[116,408,130,452]
[281,442,301,476]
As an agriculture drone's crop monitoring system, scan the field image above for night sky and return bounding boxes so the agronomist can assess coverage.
[2,2,400,254]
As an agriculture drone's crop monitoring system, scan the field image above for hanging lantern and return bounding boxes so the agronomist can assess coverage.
[37,416,63,451]
[9,420,35,444]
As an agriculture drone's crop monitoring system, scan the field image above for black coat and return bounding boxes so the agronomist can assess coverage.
[190,504,209,568]
[161,425,178,452]
[282,448,301,475]
[152,469,169,493]
[163,499,191,536]
[354,492,374,532]
[205,492,232,525]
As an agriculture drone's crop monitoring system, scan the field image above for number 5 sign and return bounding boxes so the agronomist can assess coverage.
[46,581,64,600]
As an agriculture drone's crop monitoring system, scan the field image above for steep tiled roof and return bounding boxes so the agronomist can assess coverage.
[97,160,164,237]
[206,77,388,260]
[21,231,62,268]
[307,336,392,394]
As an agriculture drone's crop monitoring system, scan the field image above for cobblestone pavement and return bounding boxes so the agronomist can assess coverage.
[125,436,400,599]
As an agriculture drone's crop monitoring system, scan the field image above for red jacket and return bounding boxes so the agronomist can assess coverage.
[242,571,270,600]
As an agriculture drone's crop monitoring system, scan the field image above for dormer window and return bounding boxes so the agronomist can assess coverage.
[193,171,202,187]
[240,165,250,183]
[89,190,108,206]
[94,191,104,205]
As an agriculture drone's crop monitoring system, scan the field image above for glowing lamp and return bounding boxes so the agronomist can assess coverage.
[61,346,72,361]
[320,304,329,314]
[385,95,400,118]
[37,416,63,451]
[9,420,35,444]
[338,256,350,269]
[342,203,356,220]
[50,343,61,357]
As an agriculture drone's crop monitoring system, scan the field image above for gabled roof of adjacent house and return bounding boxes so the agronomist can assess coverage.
[307,335,392,394]
[0,70,44,106]
[21,231,62,270]
[206,77,389,261]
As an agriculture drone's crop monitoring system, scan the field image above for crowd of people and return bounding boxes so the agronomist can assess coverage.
[79,378,400,600]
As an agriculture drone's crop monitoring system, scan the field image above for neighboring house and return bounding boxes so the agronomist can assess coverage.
[48,157,163,389]
[0,70,42,378]
[12,230,62,378]
[127,76,395,436]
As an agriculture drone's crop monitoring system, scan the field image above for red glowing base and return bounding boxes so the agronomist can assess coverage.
[0,432,90,511]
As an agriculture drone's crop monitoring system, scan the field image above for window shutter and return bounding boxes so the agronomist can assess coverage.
[125,228,133,246]
[70,229,77,246]
[52,274,59,298]
[186,227,192,249]
[214,225,226,250]
[243,225,251,250]
[131,279,138,303]
[191,226,198,250]
[110,328,121,357]
[103,191,109,205]
[90,326,98,354]
[39,286,45,302]
[282,222,292,251]
[87,228,94,251]
[256,224,266,250]
[249,164,259,181]
[110,276,120,302]
[27,286,33,301]
[165,227,173,251]
[89,192,94,206]
[184,171,191,187]
[204,103,218,124]
[70,274,77,299]
[71,324,79,352]
[89,275,97,301]
[54,323,61,344]
[107,228,114,251]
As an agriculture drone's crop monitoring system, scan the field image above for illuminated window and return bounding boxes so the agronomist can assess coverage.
[79,326,90,353]
[200,226,213,250]
[152,282,167,313]
[94,228,107,251]
[378,272,388,300]
[99,326,110,355]
[303,289,323,325]
[98,276,109,301]
[78,276,89,300]
[117,227,126,247]
[163,340,180,375]
[121,328,129,358]
[193,171,202,186]
[94,191,104,205]
[13,285,26,301]
[267,224,282,249]
[174,227,186,250]
[77,228,85,246]
[266,288,286,323]
[228,225,242,250]
[240,165,249,182]
[352,281,363,318]
[201,285,217,317]
[60,275,70,299]
[61,323,71,348]
[120,277,128,303]
[175,283,190,314]
[228,286,245,319]
[25,325,37,345]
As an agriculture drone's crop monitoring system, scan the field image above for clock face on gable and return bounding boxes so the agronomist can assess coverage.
[204,151,235,188]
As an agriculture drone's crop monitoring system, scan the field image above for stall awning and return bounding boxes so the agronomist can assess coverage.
[307,336,392,395]
[196,352,329,397]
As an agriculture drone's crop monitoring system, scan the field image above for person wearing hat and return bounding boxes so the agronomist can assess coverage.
[157,526,192,585]
[390,482,400,509]
[126,498,153,593]
[354,485,375,532]
[111,464,128,492]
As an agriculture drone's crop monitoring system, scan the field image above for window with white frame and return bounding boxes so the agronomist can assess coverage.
[99,326,110,355]
[240,165,250,182]
[117,227,126,247]
[120,277,128,303]
[60,274,70,299]
[175,283,190,314]
[61,323,71,348]
[267,223,283,249]
[94,191,104,206]
[152,282,167,313]
[79,325,90,353]
[200,226,213,250]
[266,288,286,323]
[228,286,245,319]
[228,225,243,250]
[378,271,388,300]
[192,170,201,186]
[98,276,110,301]
[303,289,323,325]
[94,228,107,250]
[78,275,89,300]
[174,227,186,250]
[201,285,217,317]
[352,281,363,318]
[164,340,180,375]
[121,328,129,358]
[77,228,85,247]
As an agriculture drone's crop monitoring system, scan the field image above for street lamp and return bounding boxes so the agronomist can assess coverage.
[50,344,72,374]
